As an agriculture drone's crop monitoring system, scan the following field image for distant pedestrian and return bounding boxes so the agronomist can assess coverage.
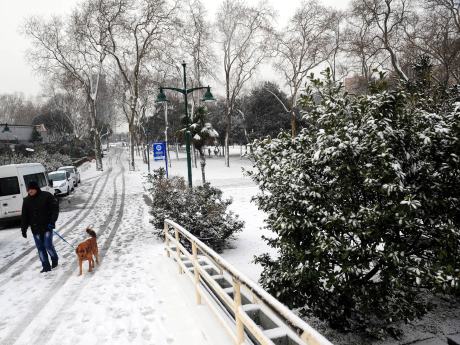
[214,146,219,156]
[208,148,211,157]
[21,181,59,273]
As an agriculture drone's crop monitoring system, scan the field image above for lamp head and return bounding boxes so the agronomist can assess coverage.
[201,87,215,103]
[155,88,169,103]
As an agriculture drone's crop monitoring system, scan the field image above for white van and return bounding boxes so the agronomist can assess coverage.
[0,163,54,221]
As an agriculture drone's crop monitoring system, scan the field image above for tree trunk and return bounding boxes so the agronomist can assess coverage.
[290,108,297,138]
[192,143,198,168]
[128,123,135,171]
[94,131,103,171]
[142,143,147,163]
[224,87,231,166]
[243,127,250,145]
[89,100,103,171]
[388,46,408,82]
[225,110,230,167]
[199,149,206,184]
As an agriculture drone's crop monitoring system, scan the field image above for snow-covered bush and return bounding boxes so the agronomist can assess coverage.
[248,69,460,334]
[148,168,244,252]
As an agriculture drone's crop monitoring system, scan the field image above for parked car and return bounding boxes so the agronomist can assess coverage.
[0,163,54,221]
[48,170,75,196]
[58,166,81,186]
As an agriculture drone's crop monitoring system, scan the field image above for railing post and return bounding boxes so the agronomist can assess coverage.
[175,228,183,274]
[301,331,320,345]
[192,241,202,305]
[233,278,245,345]
[164,222,170,257]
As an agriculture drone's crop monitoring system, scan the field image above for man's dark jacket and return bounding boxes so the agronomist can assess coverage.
[21,190,59,235]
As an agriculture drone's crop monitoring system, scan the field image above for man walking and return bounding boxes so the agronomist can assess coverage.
[21,181,59,273]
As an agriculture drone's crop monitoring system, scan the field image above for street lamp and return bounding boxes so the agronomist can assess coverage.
[155,62,215,188]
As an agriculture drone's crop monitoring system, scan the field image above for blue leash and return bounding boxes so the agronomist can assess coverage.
[53,230,74,249]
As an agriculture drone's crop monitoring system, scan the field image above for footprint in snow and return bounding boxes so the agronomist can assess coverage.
[141,306,155,316]
[141,327,152,341]
[112,308,129,319]
[128,329,137,339]
[112,328,124,338]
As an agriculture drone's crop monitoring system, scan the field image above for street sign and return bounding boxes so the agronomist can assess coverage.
[152,141,168,177]
[153,142,166,161]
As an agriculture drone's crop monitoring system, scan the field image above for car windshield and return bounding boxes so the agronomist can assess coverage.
[49,172,66,181]
[59,167,74,174]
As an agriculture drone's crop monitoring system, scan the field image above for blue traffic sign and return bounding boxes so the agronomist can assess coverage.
[152,141,169,178]
[153,142,166,161]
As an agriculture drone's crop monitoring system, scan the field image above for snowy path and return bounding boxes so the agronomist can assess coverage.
[0,149,232,345]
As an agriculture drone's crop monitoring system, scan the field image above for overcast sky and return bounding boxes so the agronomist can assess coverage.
[0,0,350,99]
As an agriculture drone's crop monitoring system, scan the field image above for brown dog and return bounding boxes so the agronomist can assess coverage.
[76,228,99,275]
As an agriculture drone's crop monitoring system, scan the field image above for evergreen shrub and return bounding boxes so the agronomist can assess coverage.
[148,168,244,252]
[248,69,460,334]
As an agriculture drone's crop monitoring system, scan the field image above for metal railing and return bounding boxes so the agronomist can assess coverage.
[164,219,333,345]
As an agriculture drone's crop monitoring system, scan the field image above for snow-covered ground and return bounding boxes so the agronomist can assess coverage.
[0,148,233,345]
[2,146,455,345]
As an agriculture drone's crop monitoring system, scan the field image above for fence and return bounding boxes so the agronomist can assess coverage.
[164,219,333,345]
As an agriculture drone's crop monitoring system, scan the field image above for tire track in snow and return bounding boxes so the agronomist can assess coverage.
[0,156,114,281]
[1,162,126,345]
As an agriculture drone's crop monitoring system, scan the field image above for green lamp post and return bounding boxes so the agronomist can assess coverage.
[155,62,215,188]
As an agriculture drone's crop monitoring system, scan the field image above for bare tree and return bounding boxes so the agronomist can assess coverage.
[96,0,179,170]
[0,93,39,125]
[217,0,275,167]
[326,10,350,83]
[23,1,109,170]
[344,1,388,83]
[361,0,412,82]
[44,83,90,139]
[273,0,334,137]
[180,0,216,97]
[404,4,460,84]
[425,0,460,33]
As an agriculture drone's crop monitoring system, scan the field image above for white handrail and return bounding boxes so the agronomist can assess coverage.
[164,218,333,345]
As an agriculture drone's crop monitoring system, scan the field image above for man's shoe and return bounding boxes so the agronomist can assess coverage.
[40,267,51,273]
[51,261,58,269]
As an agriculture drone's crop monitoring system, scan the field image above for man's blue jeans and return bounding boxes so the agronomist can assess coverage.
[33,231,58,270]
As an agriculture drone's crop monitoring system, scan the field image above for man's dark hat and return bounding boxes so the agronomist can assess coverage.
[26,181,40,190]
